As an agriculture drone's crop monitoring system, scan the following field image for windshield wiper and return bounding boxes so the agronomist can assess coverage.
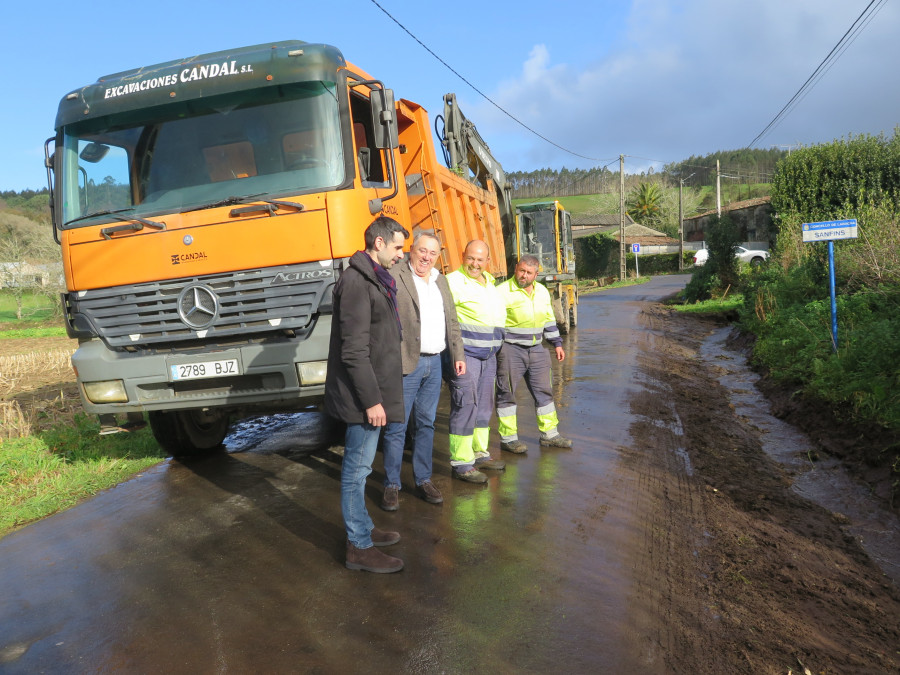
[62,208,167,239]
[180,194,305,216]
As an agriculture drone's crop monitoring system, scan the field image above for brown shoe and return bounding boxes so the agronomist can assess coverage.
[474,457,506,471]
[452,467,488,483]
[380,486,399,511]
[500,440,528,454]
[416,481,443,504]
[346,542,404,573]
[370,527,400,547]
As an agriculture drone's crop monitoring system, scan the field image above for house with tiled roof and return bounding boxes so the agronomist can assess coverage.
[682,196,774,244]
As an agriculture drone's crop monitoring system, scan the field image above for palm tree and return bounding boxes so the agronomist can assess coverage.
[626,182,662,224]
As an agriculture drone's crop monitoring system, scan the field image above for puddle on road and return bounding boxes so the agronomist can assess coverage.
[224,410,337,456]
[700,327,900,586]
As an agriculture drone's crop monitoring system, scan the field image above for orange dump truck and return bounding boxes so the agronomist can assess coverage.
[45,40,513,453]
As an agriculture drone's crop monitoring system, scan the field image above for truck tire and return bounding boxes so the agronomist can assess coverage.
[554,294,571,335]
[148,409,230,456]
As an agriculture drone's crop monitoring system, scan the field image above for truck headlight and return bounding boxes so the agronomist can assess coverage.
[296,361,327,385]
[82,380,128,403]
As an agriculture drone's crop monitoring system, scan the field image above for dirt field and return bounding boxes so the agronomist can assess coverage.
[0,333,79,437]
[2,309,899,672]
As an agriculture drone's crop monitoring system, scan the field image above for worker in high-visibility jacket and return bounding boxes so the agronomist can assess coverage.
[495,255,573,453]
[445,240,508,483]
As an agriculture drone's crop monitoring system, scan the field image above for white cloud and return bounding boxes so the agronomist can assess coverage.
[472,0,900,174]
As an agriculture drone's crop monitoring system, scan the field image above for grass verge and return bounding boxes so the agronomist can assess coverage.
[0,328,167,539]
[0,326,67,339]
[0,415,165,538]
[671,294,744,315]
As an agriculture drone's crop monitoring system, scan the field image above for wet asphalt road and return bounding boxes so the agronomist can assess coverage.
[0,275,689,674]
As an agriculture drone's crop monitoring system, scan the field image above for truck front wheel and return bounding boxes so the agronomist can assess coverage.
[149,409,230,456]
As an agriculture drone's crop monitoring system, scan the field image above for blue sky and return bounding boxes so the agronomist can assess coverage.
[1,0,897,191]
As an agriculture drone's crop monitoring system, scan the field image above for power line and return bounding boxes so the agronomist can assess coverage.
[748,0,887,147]
[368,0,614,163]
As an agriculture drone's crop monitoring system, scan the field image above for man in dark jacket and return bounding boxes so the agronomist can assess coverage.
[324,216,409,573]
[380,232,466,511]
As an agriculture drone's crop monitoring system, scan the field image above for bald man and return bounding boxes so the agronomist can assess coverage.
[444,240,508,482]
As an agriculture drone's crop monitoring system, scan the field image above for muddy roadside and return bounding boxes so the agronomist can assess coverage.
[631,304,900,674]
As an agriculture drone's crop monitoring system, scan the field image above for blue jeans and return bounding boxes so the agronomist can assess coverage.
[341,422,381,549]
[382,353,443,488]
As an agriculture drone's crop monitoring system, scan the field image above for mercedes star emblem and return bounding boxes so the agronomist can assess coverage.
[177,285,219,330]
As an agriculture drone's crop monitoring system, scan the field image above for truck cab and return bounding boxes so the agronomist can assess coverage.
[515,200,578,332]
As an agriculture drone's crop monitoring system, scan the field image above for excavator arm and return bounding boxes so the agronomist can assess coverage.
[438,93,516,270]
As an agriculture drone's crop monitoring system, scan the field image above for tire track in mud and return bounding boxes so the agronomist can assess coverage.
[620,306,717,673]
[622,304,900,674]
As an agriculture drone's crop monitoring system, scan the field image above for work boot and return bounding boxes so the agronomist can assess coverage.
[474,456,506,471]
[452,467,488,483]
[345,542,404,573]
[416,481,444,504]
[380,486,399,512]
[540,435,573,448]
[370,527,400,547]
[500,439,528,454]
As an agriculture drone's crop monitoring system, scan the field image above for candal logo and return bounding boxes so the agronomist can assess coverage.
[271,269,333,284]
[171,251,209,265]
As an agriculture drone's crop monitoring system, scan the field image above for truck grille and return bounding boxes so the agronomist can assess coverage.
[68,262,336,350]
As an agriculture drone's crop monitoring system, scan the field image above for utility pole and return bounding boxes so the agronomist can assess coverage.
[619,154,626,281]
[679,180,684,272]
[678,172,694,272]
[716,159,721,218]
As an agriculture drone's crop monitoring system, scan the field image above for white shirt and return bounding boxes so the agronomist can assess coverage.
[411,264,447,355]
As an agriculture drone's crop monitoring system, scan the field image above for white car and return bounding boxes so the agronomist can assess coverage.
[692,247,769,267]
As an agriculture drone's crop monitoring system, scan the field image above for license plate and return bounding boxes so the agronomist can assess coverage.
[170,358,239,381]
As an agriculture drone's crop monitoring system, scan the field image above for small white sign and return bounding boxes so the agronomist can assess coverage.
[802,219,858,243]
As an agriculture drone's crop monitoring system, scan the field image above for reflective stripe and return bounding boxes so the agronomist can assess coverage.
[496,404,517,418]
[504,326,543,346]
[535,402,556,416]
[449,433,475,464]
[498,413,517,438]
[473,427,490,455]
[536,410,559,434]
[459,323,504,348]
[543,321,561,343]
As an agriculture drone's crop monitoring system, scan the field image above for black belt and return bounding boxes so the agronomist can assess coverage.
[420,352,440,357]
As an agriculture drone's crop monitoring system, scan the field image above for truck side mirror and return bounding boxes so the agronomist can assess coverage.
[370,88,398,150]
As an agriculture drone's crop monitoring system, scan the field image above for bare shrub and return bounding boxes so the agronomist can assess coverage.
[837,202,900,291]
[0,400,31,439]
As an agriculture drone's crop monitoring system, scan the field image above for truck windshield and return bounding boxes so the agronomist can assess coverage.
[519,209,557,272]
[58,81,344,227]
